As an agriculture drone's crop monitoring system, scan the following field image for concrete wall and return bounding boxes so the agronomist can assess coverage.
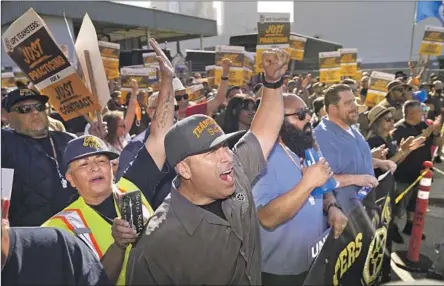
[1,15,75,69]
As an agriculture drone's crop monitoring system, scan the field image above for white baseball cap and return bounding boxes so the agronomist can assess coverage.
[173,78,186,92]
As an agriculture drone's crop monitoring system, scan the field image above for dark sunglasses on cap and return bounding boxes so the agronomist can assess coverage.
[175,94,189,101]
[284,107,312,121]
[12,102,47,114]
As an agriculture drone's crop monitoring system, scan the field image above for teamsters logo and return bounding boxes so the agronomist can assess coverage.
[4,37,12,52]
[259,14,265,24]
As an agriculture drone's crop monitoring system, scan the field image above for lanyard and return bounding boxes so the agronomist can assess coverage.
[278,141,302,171]
[278,141,315,205]
[47,135,68,188]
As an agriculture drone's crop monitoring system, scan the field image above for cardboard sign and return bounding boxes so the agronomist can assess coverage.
[365,71,395,108]
[419,25,444,56]
[206,65,216,87]
[214,45,245,86]
[290,35,306,61]
[75,14,110,109]
[256,13,290,73]
[99,41,120,80]
[1,168,14,200]
[2,8,100,120]
[1,72,15,88]
[143,52,159,68]
[120,67,158,100]
[186,84,205,102]
[319,51,341,83]
[339,48,358,77]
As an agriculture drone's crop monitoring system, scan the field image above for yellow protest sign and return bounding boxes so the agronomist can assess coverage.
[256,13,290,73]
[143,52,159,67]
[186,84,205,102]
[339,48,358,77]
[1,72,15,88]
[365,71,395,108]
[289,35,306,61]
[353,70,363,82]
[419,25,444,56]
[120,67,158,100]
[2,8,100,120]
[206,65,216,87]
[214,45,246,87]
[319,51,341,83]
[99,41,120,80]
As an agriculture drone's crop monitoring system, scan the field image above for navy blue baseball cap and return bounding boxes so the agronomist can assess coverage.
[4,88,48,112]
[64,135,119,170]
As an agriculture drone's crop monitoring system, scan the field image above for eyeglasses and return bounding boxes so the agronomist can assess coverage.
[284,107,312,121]
[12,102,47,114]
[175,94,189,101]
[383,116,394,122]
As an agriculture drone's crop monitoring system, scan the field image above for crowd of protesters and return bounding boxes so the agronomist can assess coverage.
[1,36,443,285]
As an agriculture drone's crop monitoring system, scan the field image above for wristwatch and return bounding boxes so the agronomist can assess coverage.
[261,73,284,89]
[327,202,342,213]
[221,76,229,81]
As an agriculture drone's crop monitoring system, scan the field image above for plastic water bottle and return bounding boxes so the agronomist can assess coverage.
[356,186,372,201]
[304,148,338,197]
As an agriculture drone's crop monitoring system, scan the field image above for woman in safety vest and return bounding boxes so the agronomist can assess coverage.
[42,38,176,285]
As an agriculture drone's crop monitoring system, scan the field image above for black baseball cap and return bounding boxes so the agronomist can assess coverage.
[4,88,48,112]
[64,135,119,170]
[164,114,245,167]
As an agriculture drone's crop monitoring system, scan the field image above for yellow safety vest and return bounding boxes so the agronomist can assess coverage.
[42,178,154,285]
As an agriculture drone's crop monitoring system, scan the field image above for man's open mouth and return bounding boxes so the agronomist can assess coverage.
[220,168,234,183]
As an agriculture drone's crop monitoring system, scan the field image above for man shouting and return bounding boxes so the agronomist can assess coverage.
[126,49,290,285]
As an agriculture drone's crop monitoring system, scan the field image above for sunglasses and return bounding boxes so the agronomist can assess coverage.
[241,100,258,111]
[12,102,47,114]
[284,107,312,121]
[175,94,189,101]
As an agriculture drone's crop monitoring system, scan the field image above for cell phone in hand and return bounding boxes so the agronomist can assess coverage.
[119,191,144,234]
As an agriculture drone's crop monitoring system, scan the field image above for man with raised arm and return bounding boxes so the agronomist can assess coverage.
[126,49,290,285]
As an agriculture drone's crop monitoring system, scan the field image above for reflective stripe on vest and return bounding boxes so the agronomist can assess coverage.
[53,209,103,259]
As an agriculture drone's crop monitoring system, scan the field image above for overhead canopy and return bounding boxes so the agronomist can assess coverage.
[1,1,218,42]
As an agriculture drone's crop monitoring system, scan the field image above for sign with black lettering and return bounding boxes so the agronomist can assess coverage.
[304,172,394,286]
[256,13,290,73]
[120,67,158,100]
[2,8,100,120]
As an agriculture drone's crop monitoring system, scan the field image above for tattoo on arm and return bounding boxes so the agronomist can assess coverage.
[153,90,173,129]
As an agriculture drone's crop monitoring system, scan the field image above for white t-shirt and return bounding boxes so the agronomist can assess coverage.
[345,127,355,137]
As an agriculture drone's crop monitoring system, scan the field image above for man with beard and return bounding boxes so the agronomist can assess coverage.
[314,84,397,213]
[252,94,348,285]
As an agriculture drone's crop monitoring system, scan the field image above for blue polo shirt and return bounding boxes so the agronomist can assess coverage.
[252,143,326,275]
[314,117,374,214]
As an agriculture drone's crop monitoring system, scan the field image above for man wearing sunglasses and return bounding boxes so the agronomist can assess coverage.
[252,94,348,285]
[377,80,410,123]
[1,88,78,227]
[174,59,231,120]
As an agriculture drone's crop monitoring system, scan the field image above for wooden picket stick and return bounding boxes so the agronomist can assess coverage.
[84,50,103,125]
